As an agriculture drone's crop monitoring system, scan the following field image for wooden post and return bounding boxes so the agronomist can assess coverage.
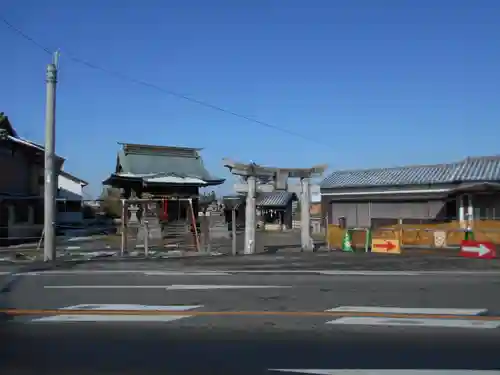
[120,199,128,256]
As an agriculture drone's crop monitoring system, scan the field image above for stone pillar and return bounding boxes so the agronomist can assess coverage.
[127,189,141,226]
[458,195,466,229]
[467,194,474,228]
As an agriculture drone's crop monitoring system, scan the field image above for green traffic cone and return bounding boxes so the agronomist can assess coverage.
[464,228,475,241]
[342,230,354,252]
[364,229,372,252]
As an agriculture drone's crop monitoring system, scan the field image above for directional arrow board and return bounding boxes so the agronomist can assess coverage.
[460,240,496,259]
[371,238,401,254]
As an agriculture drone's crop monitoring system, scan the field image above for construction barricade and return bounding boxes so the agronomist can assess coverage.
[327,222,500,253]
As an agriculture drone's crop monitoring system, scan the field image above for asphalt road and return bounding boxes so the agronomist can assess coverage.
[2,270,500,373]
[3,271,500,314]
[2,323,500,374]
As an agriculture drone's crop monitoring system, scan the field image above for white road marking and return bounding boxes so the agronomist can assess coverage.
[13,269,500,277]
[326,306,487,316]
[326,317,500,329]
[43,284,291,290]
[269,370,500,375]
[318,271,421,276]
[19,270,231,277]
[145,271,231,276]
[30,304,202,323]
[165,284,291,290]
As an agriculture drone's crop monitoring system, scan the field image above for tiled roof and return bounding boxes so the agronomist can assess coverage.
[451,156,500,182]
[114,144,224,185]
[321,156,500,189]
[256,191,296,207]
[0,114,65,161]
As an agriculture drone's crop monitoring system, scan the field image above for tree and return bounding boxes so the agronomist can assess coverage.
[100,187,122,218]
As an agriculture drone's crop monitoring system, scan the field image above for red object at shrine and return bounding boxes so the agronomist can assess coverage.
[161,199,168,220]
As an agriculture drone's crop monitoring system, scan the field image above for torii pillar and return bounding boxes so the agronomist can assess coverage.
[224,159,326,254]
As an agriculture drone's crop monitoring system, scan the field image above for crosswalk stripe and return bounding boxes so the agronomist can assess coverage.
[326,317,500,329]
[30,304,202,323]
[326,306,487,316]
[270,370,500,374]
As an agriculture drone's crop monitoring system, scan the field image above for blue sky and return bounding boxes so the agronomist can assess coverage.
[2,0,499,197]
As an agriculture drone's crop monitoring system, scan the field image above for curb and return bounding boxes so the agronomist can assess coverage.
[0,251,226,268]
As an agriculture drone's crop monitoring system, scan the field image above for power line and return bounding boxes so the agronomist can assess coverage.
[1,17,52,55]
[1,16,330,147]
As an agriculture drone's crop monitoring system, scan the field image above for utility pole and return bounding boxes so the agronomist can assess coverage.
[244,175,257,254]
[300,177,313,251]
[43,52,59,262]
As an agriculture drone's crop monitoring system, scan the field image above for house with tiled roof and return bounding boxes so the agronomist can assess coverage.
[0,113,66,244]
[320,156,500,228]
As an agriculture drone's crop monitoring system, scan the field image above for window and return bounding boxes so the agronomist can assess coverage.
[12,201,30,223]
[57,200,82,213]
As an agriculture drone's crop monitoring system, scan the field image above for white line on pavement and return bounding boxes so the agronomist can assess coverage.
[317,271,421,276]
[326,317,500,329]
[165,284,291,290]
[13,269,500,277]
[64,246,82,250]
[145,271,231,276]
[269,370,500,375]
[326,306,487,316]
[18,270,231,276]
[30,304,202,323]
[43,284,292,290]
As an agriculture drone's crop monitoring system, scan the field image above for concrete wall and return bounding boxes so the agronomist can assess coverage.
[325,199,447,228]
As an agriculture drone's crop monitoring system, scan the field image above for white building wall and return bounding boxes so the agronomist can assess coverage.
[57,174,84,224]
[58,175,83,200]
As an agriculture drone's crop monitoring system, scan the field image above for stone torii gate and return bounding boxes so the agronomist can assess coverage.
[223,159,327,254]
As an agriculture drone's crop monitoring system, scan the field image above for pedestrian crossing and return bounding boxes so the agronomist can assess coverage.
[29,304,203,323]
[16,304,500,330]
[325,306,500,329]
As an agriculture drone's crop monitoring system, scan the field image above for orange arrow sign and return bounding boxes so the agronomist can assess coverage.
[373,240,396,251]
[371,238,401,254]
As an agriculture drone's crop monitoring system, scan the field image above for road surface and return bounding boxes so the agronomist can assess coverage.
[1,269,500,374]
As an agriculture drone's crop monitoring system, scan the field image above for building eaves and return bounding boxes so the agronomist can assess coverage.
[256,191,296,207]
[59,170,89,186]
